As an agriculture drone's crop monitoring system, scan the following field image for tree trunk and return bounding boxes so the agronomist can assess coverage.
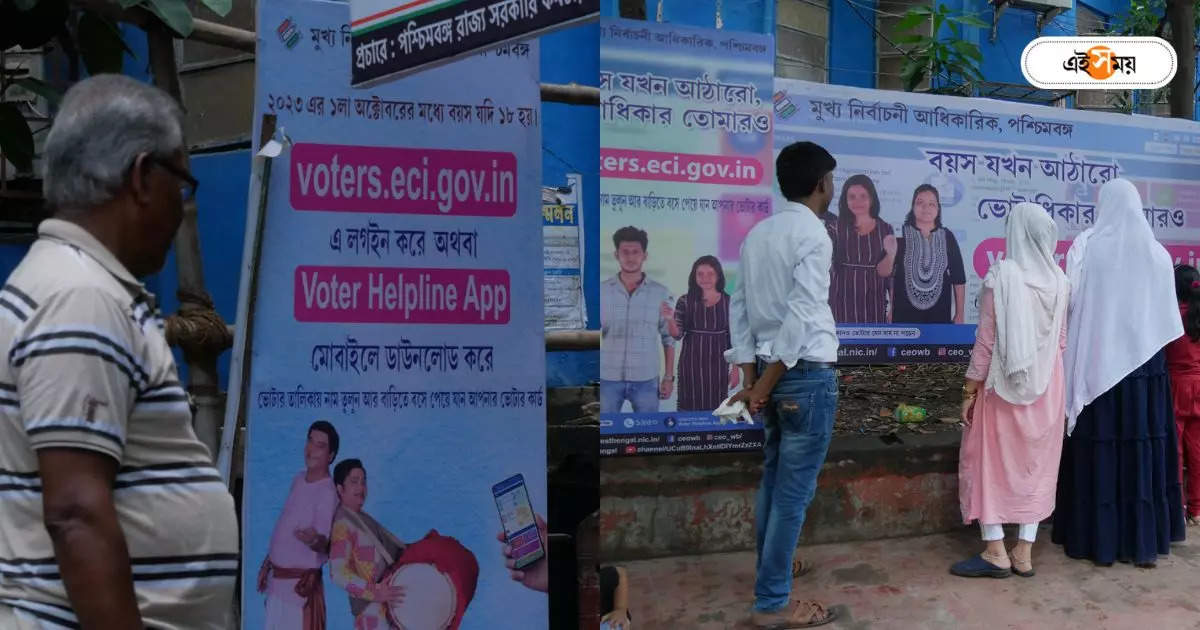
[1168,0,1195,119]
[618,0,646,19]
[145,24,225,458]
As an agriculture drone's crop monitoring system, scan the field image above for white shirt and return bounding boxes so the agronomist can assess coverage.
[725,201,839,367]
[266,472,338,605]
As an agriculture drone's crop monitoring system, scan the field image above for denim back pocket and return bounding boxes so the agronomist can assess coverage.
[773,391,817,434]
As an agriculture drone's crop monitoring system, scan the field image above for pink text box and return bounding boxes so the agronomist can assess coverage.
[972,238,1071,278]
[600,148,764,186]
[974,238,1200,278]
[294,265,511,324]
[290,143,518,217]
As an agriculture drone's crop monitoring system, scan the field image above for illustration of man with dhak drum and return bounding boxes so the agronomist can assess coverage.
[258,421,341,630]
[329,458,480,630]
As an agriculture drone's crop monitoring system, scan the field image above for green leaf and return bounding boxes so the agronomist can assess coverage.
[6,77,62,106]
[906,4,933,15]
[197,0,232,18]
[12,0,39,11]
[0,102,35,173]
[930,42,949,62]
[143,0,194,37]
[894,33,928,45]
[117,0,143,8]
[900,60,927,92]
[905,69,927,92]
[78,12,130,75]
[893,11,929,33]
[947,14,990,29]
[951,39,984,61]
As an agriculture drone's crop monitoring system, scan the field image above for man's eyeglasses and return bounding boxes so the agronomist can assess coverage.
[148,156,199,202]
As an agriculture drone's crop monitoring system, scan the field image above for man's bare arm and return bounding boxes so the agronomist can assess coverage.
[38,448,143,630]
[754,362,787,398]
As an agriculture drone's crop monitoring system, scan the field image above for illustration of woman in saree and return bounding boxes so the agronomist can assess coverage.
[329,459,480,630]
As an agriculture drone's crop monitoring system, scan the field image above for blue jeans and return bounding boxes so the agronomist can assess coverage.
[753,364,837,613]
[599,379,660,414]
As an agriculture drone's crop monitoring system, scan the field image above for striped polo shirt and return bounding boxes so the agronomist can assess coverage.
[0,219,239,629]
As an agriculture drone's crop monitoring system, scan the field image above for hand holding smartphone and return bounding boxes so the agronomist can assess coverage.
[492,473,546,570]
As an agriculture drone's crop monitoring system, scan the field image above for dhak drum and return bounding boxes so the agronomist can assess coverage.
[382,562,457,630]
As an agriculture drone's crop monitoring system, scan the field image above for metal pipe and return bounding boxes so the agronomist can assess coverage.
[539,82,600,105]
[132,17,603,109]
[191,18,256,53]
[208,325,599,352]
[545,330,600,351]
[216,132,273,484]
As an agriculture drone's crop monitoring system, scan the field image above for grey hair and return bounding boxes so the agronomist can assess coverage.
[42,74,184,211]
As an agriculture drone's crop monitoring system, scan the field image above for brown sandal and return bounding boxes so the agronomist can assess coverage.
[753,600,839,629]
[785,601,839,629]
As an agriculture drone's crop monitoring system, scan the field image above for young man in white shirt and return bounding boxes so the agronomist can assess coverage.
[727,141,841,628]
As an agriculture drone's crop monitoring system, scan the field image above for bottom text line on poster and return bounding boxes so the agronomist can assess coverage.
[256,384,544,413]
[600,431,764,457]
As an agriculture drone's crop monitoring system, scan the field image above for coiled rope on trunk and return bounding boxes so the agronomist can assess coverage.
[163,289,233,356]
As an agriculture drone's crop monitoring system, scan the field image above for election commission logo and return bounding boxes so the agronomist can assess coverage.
[1021,36,1176,90]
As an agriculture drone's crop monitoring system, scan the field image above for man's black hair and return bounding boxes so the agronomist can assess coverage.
[612,226,648,251]
[333,458,364,487]
[776,141,837,202]
[308,420,340,459]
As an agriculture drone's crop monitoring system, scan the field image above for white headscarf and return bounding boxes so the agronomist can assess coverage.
[1064,178,1183,435]
[983,202,1069,406]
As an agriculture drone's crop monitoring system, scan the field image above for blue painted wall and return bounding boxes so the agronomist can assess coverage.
[830,0,877,87]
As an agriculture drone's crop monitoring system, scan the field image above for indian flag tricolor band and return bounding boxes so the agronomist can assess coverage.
[351,0,464,36]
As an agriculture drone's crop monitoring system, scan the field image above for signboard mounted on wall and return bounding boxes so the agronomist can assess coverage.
[543,173,588,330]
[350,0,599,87]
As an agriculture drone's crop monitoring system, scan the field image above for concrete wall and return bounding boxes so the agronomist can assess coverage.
[601,431,963,561]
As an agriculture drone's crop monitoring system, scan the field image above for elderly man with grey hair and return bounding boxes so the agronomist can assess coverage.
[0,74,238,629]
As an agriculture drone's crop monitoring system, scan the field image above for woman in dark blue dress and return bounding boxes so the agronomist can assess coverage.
[1053,178,1186,566]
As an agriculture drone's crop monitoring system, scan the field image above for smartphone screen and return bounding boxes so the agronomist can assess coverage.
[492,474,545,569]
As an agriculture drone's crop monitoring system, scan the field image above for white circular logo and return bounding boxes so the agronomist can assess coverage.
[623,417,635,429]
[1021,37,1176,90]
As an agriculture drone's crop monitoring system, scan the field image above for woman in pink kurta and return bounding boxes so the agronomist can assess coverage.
[951,202,1070,580]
